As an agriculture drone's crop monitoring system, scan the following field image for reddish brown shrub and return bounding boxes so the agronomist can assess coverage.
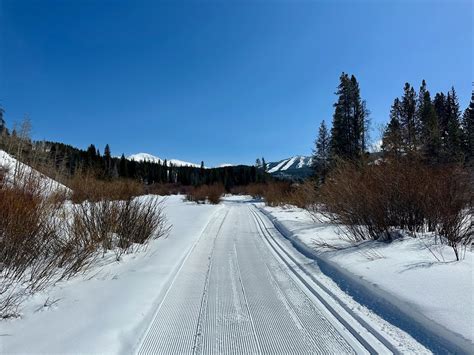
[319,159,473,259]
[187,183,225,204]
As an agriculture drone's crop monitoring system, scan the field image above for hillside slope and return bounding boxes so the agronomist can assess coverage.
[267,156,313,179]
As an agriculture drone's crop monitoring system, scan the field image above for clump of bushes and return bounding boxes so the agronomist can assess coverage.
[319,159,473,260]
[0,167,169,318]
[67,172,145,203]
[232,181,318,209]
[186,183,225,204]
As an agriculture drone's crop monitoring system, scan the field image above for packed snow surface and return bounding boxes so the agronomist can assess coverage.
[1,196,431,354]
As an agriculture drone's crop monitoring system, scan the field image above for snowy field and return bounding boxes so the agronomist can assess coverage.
[260,203,474,354]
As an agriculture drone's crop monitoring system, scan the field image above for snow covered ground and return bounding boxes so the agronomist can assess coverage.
[0,195,222,354]
[1,195,432,354]
[260,203,474,354]
[1,193,470,354]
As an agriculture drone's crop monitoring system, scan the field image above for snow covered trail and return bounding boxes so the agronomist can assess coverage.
[135,199,406,355]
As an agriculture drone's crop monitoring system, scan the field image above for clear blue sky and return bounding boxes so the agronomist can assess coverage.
[0,0,471,166]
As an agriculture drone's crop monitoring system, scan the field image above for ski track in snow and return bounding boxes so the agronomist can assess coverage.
[135,200,412,355]
[268,159,289,174]
[280,156,297,171]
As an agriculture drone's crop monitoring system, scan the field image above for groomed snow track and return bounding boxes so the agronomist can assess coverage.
[135,201,399,354]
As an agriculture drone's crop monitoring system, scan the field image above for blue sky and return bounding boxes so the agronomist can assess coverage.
[0,0,471,166]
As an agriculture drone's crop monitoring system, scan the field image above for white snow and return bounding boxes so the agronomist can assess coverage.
[268,155,312,173]
[260,204,474,353]
[128,153,202,168]
[297,156,306,168]
[281,156,298,171]
[268,159,289,173]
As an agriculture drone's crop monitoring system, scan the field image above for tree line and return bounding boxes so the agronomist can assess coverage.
[0,115,269,190]
[312,73,474,182]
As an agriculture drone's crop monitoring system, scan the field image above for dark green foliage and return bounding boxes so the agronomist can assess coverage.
[444,88,463,162]
[461,90,474,161]
[330,73,368,161]
[417,80,441,162]
[382,81,466,165]
[400,82,419,151]
[312,120,330,182]
[382,98,404,158]
[0,107,5,134]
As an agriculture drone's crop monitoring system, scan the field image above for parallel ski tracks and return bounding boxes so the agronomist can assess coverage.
[249,206,398,355]
[136,203,398,355]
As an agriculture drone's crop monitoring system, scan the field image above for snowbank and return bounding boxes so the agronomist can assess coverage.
[0,195,222,354]
[260,204,474,354]
[0,149,69,195]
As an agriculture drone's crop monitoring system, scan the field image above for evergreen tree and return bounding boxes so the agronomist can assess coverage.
[461,89,474,161]
[417,80,440,161]
[104,144,112,177]
[0,106,5,134]
[330,73,368,160]
[255,158,261,167]
[312,120,331,182]
[119,154,128,177]
[444,88,463,162]
[261,157,266,172]
[382,98,404,158]
[399,82,418,151]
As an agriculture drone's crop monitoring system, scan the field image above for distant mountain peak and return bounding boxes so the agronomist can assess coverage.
[267,155,313,179]
[128,153,201,168]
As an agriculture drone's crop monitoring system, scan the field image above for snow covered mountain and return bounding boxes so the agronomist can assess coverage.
[128,153,202,168]
[267,155,313,179]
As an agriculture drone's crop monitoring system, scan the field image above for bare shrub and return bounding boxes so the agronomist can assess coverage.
[67,173,144,203]
[115,198,170,253]
[319,159,473,259]
[0,167,169,317]
[230,181,318,208]
[187,184,225,204]
[0,173,63,317]
[425,167,473,260]
[285,180,319,209]
[146,183,192,196]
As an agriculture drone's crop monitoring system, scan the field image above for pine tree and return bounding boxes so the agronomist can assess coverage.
[312,120,331,182]
[417,80,440,161]
[445,88,463,162]
[0,106,5,134]
[399,83,418,151]
[255,158,261,168]
[461,89,474,162]
[104,144,112,177]
[382,98,404,158]
[119,154,128,177]
[261,157,266,172]
[330,73,368,160]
